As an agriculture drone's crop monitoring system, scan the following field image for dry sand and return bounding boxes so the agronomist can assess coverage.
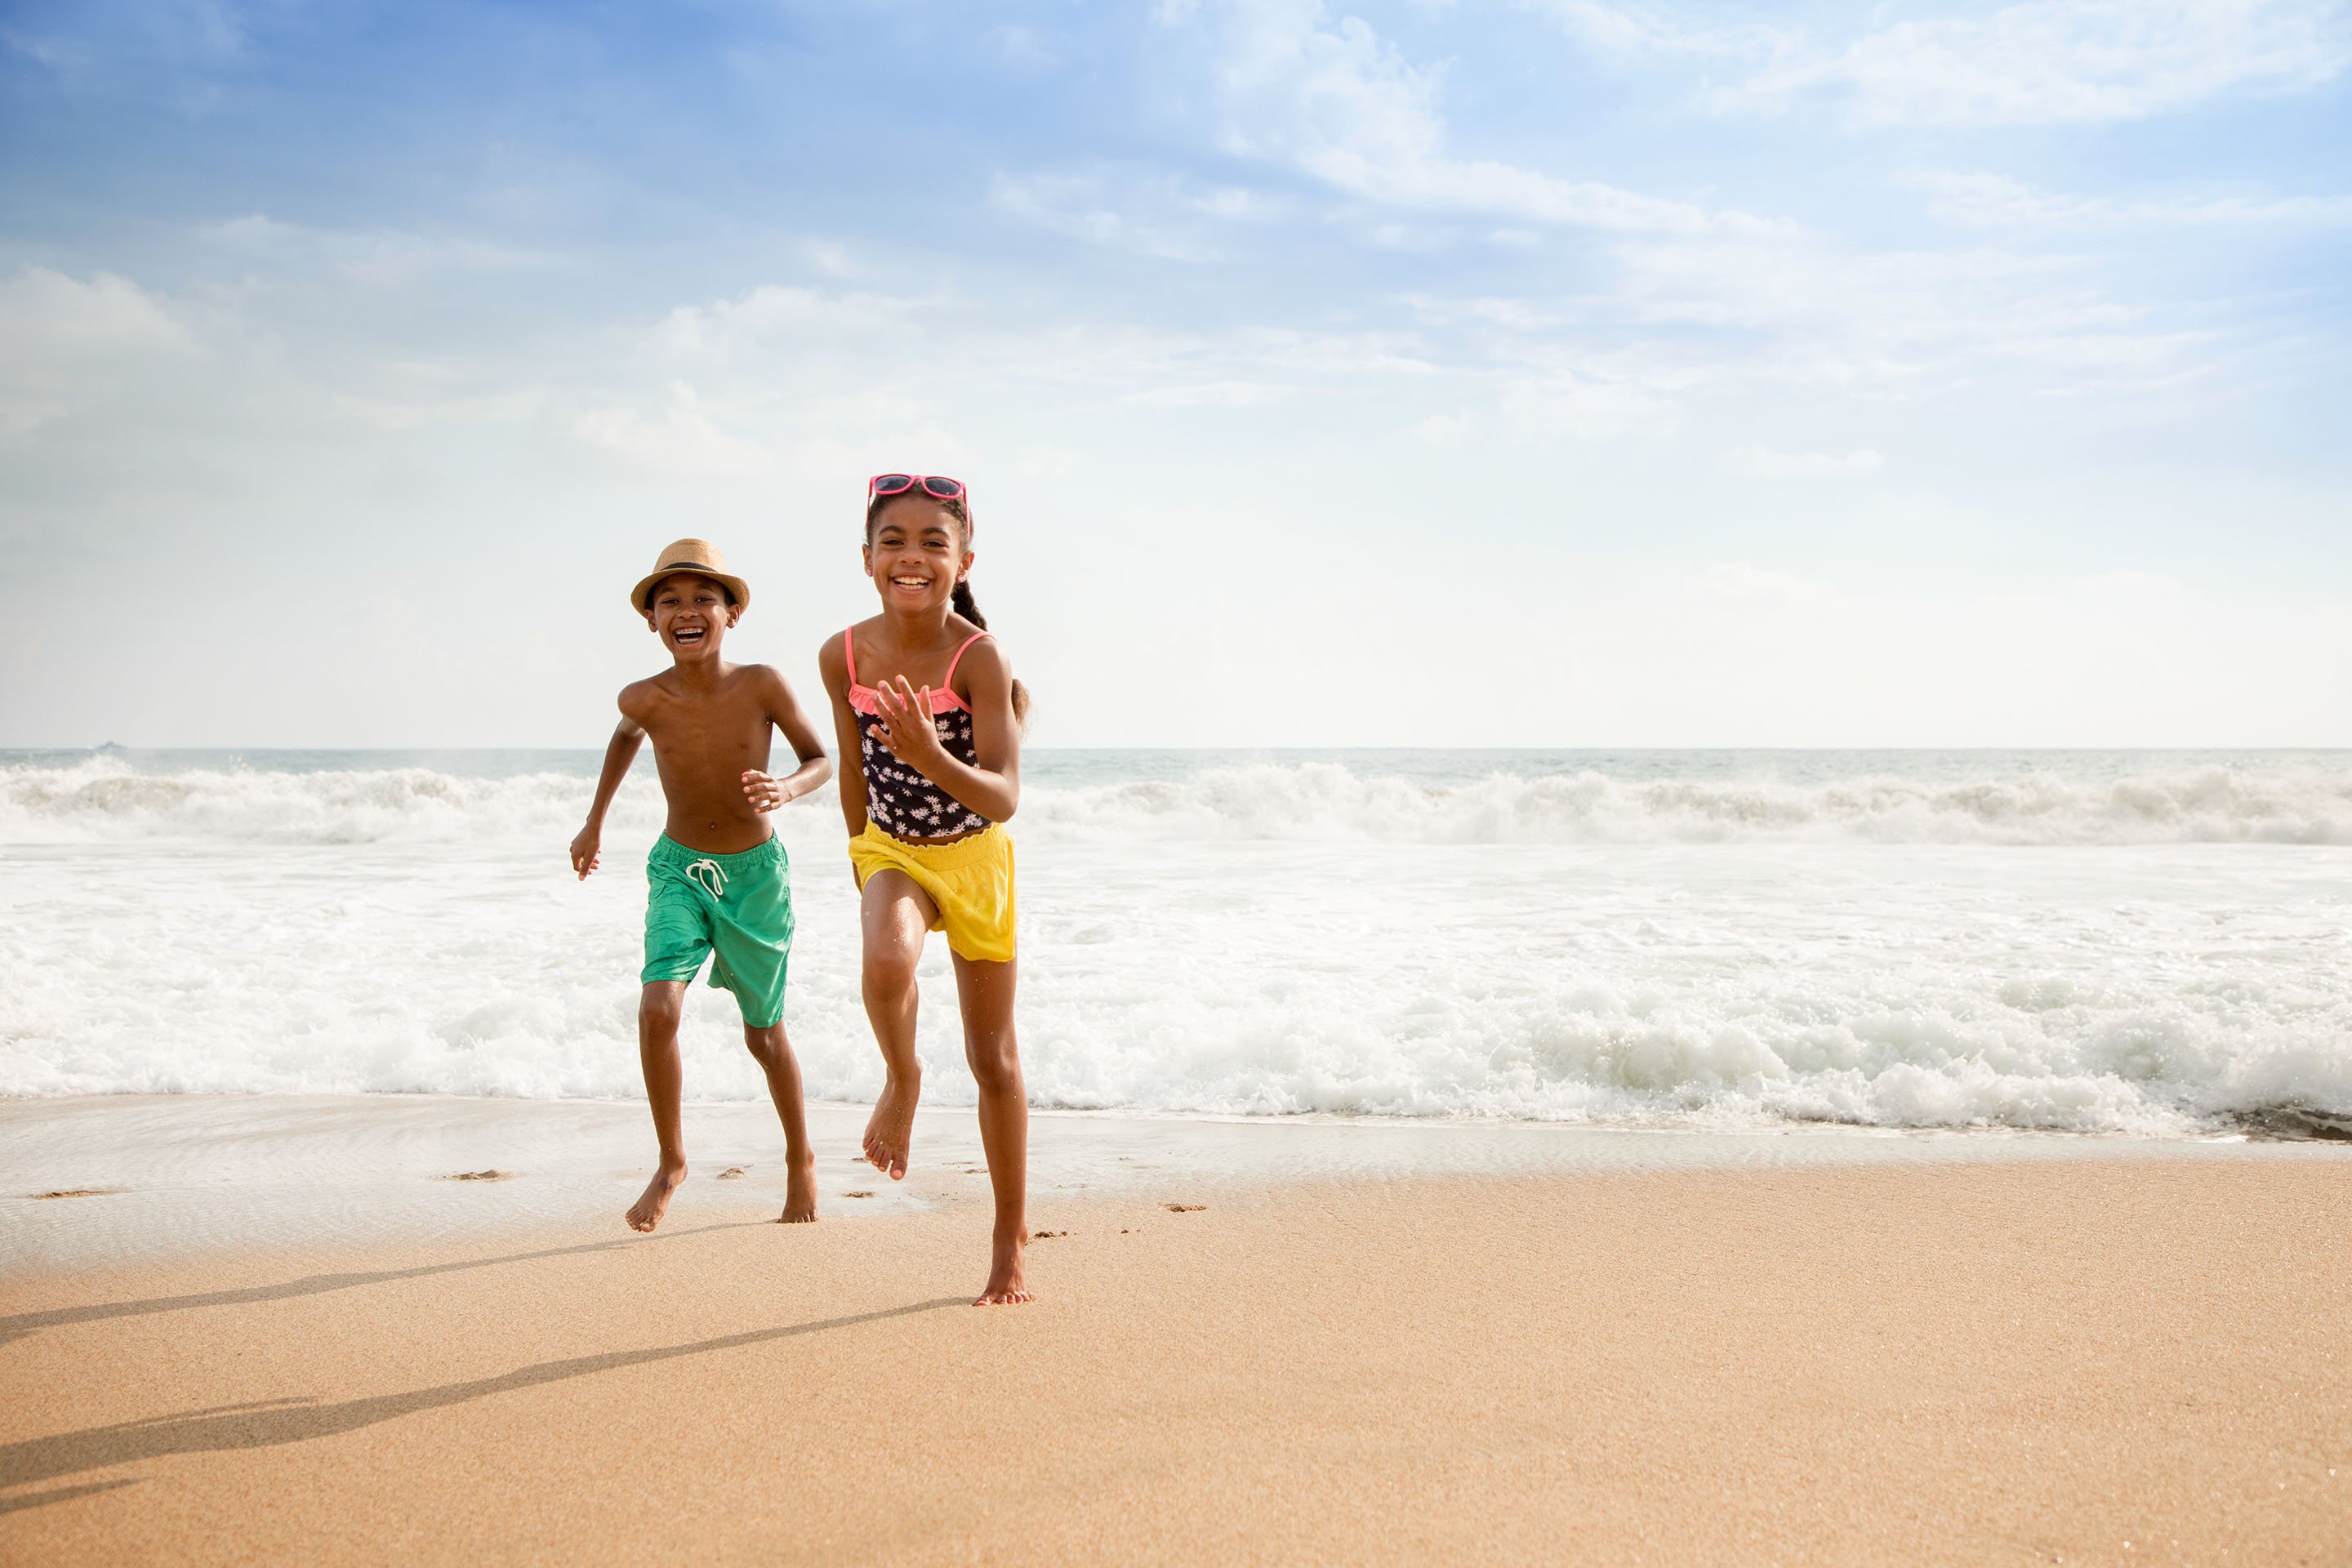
[3,1156,2349,1566]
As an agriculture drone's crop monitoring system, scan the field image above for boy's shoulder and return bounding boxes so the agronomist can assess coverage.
[617,670,671,717]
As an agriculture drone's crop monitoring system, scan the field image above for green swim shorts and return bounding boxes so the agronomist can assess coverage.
[642,834,793,1028]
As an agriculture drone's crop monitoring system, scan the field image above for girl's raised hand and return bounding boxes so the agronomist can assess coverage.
[874,675,947,767]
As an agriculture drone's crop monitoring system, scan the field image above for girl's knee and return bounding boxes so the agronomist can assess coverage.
[966,1035,1022,1094]
[862,947,921,995]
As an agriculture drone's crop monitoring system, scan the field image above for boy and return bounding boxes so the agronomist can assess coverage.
[570,538,834,1232]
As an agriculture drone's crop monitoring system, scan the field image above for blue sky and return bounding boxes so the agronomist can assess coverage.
[3,0,2348,746]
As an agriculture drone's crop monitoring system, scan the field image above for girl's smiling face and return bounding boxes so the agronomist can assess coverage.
[865,495,973,613]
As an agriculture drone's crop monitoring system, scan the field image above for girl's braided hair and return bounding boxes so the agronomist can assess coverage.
[866,492,1031,724]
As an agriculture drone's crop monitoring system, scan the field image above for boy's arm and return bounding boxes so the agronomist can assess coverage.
[740,666,835,811]
[868,638,1020,824]
[571,697,648,880]
[816,632,872,840]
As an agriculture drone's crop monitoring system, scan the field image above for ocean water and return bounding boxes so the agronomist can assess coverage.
[3,748,2350,1137]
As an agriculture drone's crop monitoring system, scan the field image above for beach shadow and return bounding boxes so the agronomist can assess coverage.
[0,1478,140,1516]
[0,1221,772,1349]
[0,1296,963,1492]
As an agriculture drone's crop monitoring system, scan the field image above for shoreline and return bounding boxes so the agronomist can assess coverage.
[3,1149,2347,1563]
[5,1092,2345,1278]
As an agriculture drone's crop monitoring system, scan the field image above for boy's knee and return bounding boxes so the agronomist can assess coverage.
[742,1024,788,1067]
[863,951,920,995]
[639,984,685,1028]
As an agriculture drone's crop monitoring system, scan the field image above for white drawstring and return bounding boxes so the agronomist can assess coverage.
[684,858,728,899]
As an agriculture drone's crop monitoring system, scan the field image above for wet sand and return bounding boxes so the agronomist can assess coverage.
[3,1139,2349,1565]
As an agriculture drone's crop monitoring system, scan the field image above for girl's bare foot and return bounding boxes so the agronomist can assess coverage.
[626,1161,686,1232]
[780,1152,819,1223]
[862,1067,920,1180]
[974,1232,1031,1305]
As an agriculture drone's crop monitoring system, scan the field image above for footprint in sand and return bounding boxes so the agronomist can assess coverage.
[1034,1230,1070,1239]
[440,1170,511,1182]
[29,1188,112,1200]
[843,1190,875,1199]
[1162,1203,1205,1213]
[716,1167,747,1180]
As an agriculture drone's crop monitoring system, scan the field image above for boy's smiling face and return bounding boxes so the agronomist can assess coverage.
[644,572,740,661]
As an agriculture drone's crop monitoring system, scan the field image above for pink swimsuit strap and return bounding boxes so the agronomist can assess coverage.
[844,626,991,715]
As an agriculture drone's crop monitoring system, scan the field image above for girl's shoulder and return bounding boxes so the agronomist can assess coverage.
[817,619,881,685]
[947,624,1010,695]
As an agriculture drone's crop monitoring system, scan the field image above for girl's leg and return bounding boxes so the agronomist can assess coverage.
[951,953,1028,1304]
[861,870,938,1180]
[627,980,689,1232]
[742,1020,817,1223]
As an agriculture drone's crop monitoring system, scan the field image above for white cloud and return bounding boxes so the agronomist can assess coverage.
[648,284,927,361]
[203,215,551,285]
[1122,379,1294,408]
[993,24,1057,69]
[1720,443,1885,478]
[991,171,1281,261]
[0,266,197,436]
[1606,234,2208,395]
[1165,0,1778,234]
[569,381,773,479]
[1915,171,2352,227]
[1728,0,2352,127]
[1534,0,1775,60]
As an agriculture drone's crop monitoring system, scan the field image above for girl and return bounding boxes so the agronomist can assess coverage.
[818,473,1033,1306]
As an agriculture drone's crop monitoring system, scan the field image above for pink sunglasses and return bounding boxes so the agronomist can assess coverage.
[867,473,972,523]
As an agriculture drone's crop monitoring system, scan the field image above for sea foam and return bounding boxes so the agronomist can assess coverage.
[3,752,2349,1135]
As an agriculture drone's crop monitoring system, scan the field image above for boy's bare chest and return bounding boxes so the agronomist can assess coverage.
[644,695,769,771]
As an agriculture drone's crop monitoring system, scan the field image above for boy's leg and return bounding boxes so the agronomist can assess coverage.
[743,1020,818,1223]
[952,953,1028,1305]
[628,980,690,1232]
[860,869,938,1180]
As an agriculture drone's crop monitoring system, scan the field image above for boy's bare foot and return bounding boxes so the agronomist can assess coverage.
[780,1152,818,1223]
[862,1067,920,1181]
[626,1161,686,1232]
[974,1232,1031,1306]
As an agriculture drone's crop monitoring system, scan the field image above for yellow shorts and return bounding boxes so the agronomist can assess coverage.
[847,822,1017,964]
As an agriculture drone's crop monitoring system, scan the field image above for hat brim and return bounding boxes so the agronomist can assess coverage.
[632,567,751,615]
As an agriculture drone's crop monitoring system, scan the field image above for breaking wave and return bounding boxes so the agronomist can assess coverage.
[4,751,2345,1136]
[6,756,2350,847]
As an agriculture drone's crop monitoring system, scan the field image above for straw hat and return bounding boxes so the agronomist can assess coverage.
[631,539,750,614]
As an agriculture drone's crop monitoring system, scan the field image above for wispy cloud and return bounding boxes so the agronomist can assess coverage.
[1720,443,1886,478]
[0,266,197,437]
[1161,0,1781,234]
[203,216,555,286]
[1726,0,2352,127]
[990,170,1284,261]
[1913,171,2352,226]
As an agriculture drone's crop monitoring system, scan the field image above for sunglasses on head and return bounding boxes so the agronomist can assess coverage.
[867,473,969,514]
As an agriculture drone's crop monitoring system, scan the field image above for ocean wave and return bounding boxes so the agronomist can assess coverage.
[7,758,2349,847]
[3,755,2346,1132]
[1026,762,2352,846]
[0,762,666,845]
[5,932,2345,1136]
